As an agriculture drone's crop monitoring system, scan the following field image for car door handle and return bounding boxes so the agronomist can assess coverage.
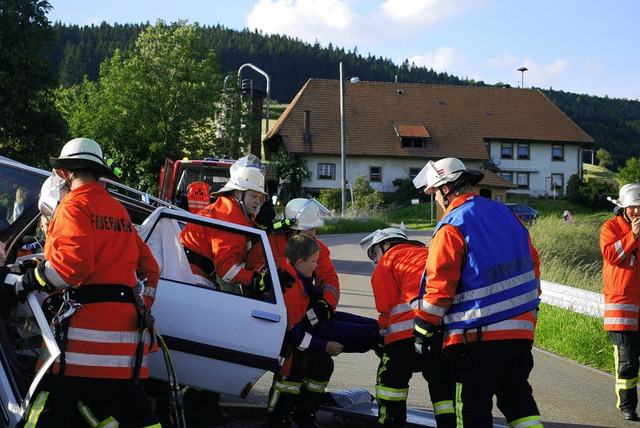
[251,310,281,323]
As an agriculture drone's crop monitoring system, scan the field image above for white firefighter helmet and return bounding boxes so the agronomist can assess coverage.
[285,198,331,230]
[38,175,69,221]
[413,157,483,194]
[213,154,267,196]
[359,228,408,261]
[610,183,640,212]
[49,138,117,179]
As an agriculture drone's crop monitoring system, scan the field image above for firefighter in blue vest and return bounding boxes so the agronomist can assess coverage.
[412,157,543,427]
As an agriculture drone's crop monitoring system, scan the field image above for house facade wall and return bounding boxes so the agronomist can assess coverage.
[487,141,581,197]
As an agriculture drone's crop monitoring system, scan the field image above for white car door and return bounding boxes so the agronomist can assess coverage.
[137,208,287,398]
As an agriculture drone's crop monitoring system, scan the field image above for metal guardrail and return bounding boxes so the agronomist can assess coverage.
[540,280,604,318]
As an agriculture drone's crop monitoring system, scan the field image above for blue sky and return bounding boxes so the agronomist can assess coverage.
[48,0,640,101]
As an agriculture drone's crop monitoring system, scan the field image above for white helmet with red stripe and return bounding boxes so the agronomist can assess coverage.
[413,157,483,194]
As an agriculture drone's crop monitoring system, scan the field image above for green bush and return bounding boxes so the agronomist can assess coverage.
[318,188,342,211]
[566,174,618,210]
[352,176,384,210]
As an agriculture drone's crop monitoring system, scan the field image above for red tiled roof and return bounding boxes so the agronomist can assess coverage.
[265,80,593,161]
[395,123,430,138]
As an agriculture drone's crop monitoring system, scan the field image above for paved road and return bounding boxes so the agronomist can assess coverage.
[220,231,629,427]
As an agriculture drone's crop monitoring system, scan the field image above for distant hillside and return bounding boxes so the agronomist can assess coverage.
[48,22,640,170]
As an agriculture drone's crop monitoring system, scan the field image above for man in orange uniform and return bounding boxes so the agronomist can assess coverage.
[360,228,454,427]
[179,154,270,295]
[266,234,343,428]
[601,183,640,421]
[412,158,543,428]
[17,138,160,427]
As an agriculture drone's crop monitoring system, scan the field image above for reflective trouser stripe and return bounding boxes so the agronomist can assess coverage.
[375,385,408,402]
[302,377,328,394]
[24,391,49,428]
[508,415,544,427]
[433,399,455,415]
[455,382,464,427]
[77,401,119,427]
[267,379,302,412]
[614,344,639,409]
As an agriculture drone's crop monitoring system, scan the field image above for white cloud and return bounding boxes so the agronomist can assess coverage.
[379,0,473,24]
[408,46,465,73]
[246,0,357,45]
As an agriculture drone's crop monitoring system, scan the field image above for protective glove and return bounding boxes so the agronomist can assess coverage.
[254,199,276,231]
[250,270,272,294]
[0,265,10,285]
[17,263,54,303]
[277,268,295,293]
[413,317,436,356]
[305,299,334,329]
[373,334,385,359]
[18,257,40,274]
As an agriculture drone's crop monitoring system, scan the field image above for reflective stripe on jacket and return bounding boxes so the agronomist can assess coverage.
[600,215,640,331]
[44,182,159,379]
[418,194,541,348]
[179,195,255,285]
[372,243,427,344]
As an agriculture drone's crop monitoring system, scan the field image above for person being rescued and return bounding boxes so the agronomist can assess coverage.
[178,154,272,296]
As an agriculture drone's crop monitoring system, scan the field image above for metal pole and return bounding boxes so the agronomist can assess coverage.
[340,62,346,215]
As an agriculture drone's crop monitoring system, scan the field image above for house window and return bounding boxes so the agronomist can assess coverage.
[370,167,382,182]
[401,137,426,148]
[501,143,513,159]
[517,173,530,189]
[317,163,335,180]
[500,172,513,183]
[552,145,564,161]
[409,168,421,180]
[551,173,564,191]
[518,143,530,159]
[495,195,503,202]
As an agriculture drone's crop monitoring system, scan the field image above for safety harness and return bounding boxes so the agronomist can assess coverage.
[44,282,155,382]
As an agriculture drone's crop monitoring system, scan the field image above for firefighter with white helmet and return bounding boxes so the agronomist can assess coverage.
[16,138,161,427]
[178,154,272,425]
[602,182,640,420]
[360,228,455,427]
[412,157,543,426]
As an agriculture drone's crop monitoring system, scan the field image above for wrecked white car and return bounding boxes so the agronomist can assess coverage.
[0,156,287,427]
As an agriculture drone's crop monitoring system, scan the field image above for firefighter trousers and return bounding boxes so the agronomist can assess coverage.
[20,375,160,428]
[447,339,542,428]
[266,348,334,426]
[375,337,455,427]
[313,311,380,353]
[609,331,640,412]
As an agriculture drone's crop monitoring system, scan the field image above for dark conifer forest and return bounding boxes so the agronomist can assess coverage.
[49,22,640,169]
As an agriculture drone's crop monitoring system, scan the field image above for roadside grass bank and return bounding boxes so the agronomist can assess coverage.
[320,200,616,373]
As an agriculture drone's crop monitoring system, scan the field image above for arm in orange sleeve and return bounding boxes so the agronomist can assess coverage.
[46,199,95,286]
[419,224,466,325]
[211,229,255,285]
[371,259,400,330]
[600,218,638,267]
[136,233,160,309]
[314,240,340,309]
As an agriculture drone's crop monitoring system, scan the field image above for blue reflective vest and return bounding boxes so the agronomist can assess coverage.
[434,196,540,330]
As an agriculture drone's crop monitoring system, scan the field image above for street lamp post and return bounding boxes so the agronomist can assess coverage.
[340,62,347,215]
[517,66,528,88]
[339,61,359,215]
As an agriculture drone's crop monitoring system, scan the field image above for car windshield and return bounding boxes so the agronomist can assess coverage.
[0,159,47,234]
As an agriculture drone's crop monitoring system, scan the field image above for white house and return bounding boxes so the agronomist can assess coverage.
[263,79,593,200]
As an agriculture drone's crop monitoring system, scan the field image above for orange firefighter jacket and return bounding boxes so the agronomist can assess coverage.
[372,243,427,345]
[600,214,640,331]
[43,182,159,379]
[179,195,255,286]
[419,193,541,348]
[245,232,340,309]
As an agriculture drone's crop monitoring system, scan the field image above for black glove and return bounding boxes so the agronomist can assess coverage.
[277,268,295,293]
[19,257,40,274]
[255,199,276,231]
[305,299,334,329]
[413,317,436,356]
[0,265,10,285]
[374,334,385,359]
[18,263,53,302]
[251,271,272,294]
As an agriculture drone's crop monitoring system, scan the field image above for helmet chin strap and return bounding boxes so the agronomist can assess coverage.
[233,191,254,224]
[438,186,450,209]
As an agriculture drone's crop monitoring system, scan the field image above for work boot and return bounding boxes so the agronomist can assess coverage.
[620,408,639,421]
